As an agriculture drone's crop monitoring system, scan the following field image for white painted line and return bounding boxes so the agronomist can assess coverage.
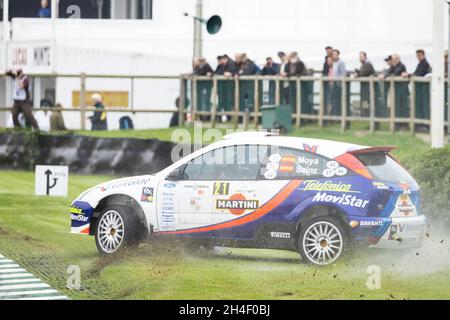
[0,273,34,279]
[0,283,51,291]
[0,289,58,297]
[15,295,69,300]
[0,264,21,269]
[0,268,26,274]
[0,259,14,264]
[0,278,41,285]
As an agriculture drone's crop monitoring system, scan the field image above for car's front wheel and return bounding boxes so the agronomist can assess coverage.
[298,216,349,265]
[95,205,137,255]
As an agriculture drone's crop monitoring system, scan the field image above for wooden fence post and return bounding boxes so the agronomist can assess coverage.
[192,76,198,122]
[80,73,86,130]
[295,78,301,128]
[340,78,347,133]
[179,76,186,127]
[233,77,240,130]
[275,77,281,105]
[318,76,324,128]
[254,77,260,129]
[211,77,217,129]
[369,77,376,133]
[410,77,416,135]
[389,78,396,133]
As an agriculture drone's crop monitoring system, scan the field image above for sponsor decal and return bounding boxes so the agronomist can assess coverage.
[359,220,384,227]
[296,165,318,175]
[269,154,282,162]
[312,192,369,208]
[399,183,411,194]
[300,180,359,193]
[278,154,296,173]
[303,143,318,154]
[398,223,423,233]
[102,177,152,192]
[279,164,294,173]
[140,187,154,203]
[216,193,259,215]
[327,161,340,169]
[213,182,230,196]
[335,167,347,176]
[322,168,335,177]
[388,224,398,240]
[270,232,291,239]
[164,182,176,188]
[70,206,83,214]
[71,214,89,222]
[297,156,319,166]
[266,162,279,171]
[397,195,415,216]
[322,161,348,177]
[373,182,389,190]
[264,171,277,180]
[349,220,359,228]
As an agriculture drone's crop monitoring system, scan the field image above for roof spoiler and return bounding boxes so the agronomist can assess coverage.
[347,146,397,155]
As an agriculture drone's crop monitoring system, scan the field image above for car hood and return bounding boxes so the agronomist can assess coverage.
[75,174,155,202]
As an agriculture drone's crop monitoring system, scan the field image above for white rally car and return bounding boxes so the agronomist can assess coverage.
[70,132,425,265]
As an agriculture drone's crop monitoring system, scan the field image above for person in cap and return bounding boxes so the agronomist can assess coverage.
[89,93,107,131]
[6,68,39,130]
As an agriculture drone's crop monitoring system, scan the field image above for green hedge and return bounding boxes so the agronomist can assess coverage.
[405,146,450,224]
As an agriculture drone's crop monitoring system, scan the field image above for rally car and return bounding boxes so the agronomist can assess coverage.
[70,131,426,265]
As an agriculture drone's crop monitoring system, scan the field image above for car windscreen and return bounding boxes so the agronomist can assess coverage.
[355,152,416,185]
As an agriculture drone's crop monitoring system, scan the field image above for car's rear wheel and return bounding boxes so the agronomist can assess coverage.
[95,205,138,255]
[298,216,349,265]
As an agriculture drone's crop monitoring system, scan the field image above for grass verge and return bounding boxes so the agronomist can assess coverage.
[1,170,450,300]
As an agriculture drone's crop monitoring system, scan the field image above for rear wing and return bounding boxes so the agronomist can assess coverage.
[347,146,397,155]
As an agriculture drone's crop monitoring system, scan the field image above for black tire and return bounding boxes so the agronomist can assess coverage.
[298,215,350,265]
[94,205,139,255]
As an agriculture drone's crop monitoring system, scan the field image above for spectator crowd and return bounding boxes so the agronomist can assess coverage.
[191,46,446,130]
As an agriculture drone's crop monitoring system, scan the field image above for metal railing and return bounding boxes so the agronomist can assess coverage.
[181,74,448,134]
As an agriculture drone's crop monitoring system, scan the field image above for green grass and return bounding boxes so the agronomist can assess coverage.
[1,170,450,300]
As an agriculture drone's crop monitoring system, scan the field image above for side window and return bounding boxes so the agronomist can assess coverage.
[260,147,347,180]
[182,145,267,181]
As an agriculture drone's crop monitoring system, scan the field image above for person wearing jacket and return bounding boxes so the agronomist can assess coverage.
[7,68,40,130]
[236,53,258,110]
[355,52,376,116]
[193,57,214,116]
[261,57,280,104]
[89,93,107,131]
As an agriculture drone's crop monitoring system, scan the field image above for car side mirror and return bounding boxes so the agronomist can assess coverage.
[166,168,183,181]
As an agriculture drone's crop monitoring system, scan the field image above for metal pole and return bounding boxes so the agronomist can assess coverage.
[448,1,450,142]
[193,0,203,59]
[2,0,9,41]
[431,0,445,148]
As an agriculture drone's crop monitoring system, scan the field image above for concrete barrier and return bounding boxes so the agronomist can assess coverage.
[0,131,177,176]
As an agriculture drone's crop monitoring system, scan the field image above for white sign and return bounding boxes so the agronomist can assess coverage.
[35,165,69,197]
[7,41,53,74]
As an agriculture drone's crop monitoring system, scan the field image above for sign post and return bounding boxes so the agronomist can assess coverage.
[35,165,69,197]
[431,0,445,148]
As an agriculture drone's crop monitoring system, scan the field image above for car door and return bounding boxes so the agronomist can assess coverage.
[156,155,214,232]
[258,146,330,216]
[211,144,267,239]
